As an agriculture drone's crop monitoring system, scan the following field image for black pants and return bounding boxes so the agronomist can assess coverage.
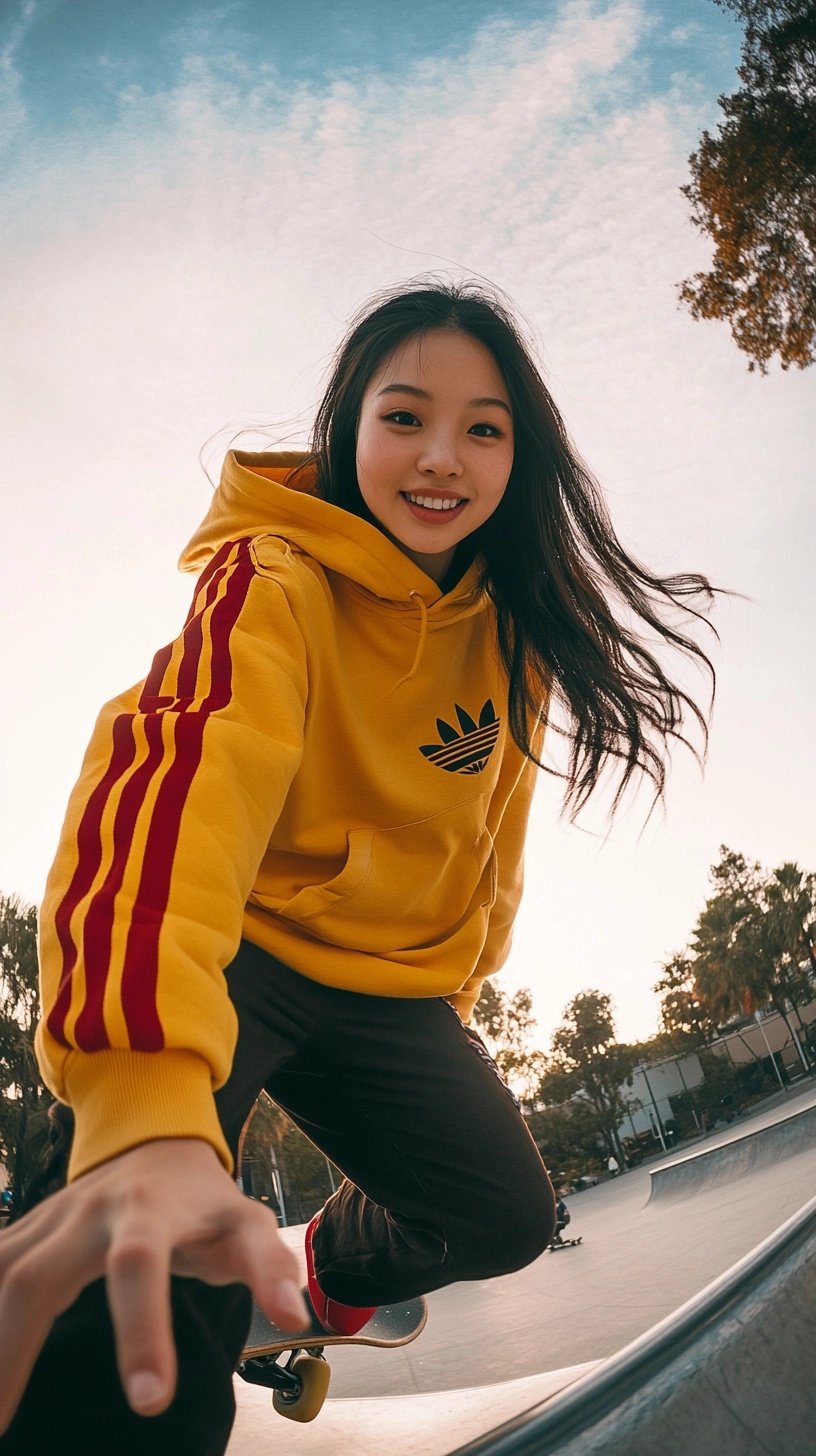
[2,942,555,1455]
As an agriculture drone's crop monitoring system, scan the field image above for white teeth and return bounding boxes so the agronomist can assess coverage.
[406,493,463,511]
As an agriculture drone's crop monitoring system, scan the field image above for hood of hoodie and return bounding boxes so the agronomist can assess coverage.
[180,449,489,618]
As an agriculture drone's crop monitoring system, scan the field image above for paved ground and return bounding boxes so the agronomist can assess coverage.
[231,1361,601,1456]
[296,1081,816,1397]
[227,1081,816,1452]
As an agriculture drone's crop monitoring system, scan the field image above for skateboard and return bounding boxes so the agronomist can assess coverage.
[237,1297,428,1423]
[549,1236,582,1251]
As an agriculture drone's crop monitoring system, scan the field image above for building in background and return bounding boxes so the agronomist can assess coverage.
[620,1054,704,1151]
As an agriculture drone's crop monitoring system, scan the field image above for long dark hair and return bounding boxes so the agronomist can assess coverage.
[291,279,717,817]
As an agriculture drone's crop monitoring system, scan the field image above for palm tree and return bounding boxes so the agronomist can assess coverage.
[692,850,815,1076]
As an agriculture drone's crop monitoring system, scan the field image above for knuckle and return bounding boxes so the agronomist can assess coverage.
[122,1176,157,1209]
[2,1255,40,1303]
[107,1234,154,1275]
[82,1188,111,1222]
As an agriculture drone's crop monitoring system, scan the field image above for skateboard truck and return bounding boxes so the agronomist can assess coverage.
[238,1347,323,1393]
[238,1296,427,1422]
[238,1346,332,1419]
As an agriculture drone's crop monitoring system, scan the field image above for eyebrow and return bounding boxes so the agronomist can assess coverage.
[376,383,512,416]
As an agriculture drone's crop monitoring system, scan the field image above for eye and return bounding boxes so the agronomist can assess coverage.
[468,422,505,438]
[382,409,421,427]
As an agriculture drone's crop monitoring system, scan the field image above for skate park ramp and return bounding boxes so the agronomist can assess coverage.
[648,1096,816,1203]
[229,1088,816,1456]
[445,1191,816,1456]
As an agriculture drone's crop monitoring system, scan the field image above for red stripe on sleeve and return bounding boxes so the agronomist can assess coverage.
[117,714,206,1049]
[119,541,256,1046]
[187,540,234,616]
[142,641,175,701]
[174,546,234,703]
[46,714,139,1048]
[46,539,256,1055]
[72,713,170,1051]
[141,542,235,705]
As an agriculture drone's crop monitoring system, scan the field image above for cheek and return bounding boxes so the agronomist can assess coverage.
[357,428,401,487]
[485,449,514,502]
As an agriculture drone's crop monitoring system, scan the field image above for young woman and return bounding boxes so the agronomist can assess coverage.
[0,282,715,1454]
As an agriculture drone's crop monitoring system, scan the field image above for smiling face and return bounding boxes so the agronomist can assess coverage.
[355,329,514,585]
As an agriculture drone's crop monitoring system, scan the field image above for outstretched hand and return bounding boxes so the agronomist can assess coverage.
[0,1137,309,1432]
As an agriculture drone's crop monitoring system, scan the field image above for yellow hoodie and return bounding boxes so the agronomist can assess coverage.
[37,452,543,1179]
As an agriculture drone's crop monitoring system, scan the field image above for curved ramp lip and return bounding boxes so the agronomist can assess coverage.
[647,1096,816,1202]
[445,1192,816,1455]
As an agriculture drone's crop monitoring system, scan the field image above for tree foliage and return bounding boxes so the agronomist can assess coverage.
[666,846,816,1072]
[472,980,547,1099]
[679,0,816,371]
[526,1097,605,1182]
[242,1092,336,1224]
[653,952,720,1049]
[538,990,635,1164]
[0,895,50,1207]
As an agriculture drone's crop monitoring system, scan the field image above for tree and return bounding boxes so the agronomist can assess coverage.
[654,952,719,1049]
[690,848,768,1027]
[241,1092,337,1225]
[739,862,815,1063]
[526,1097,605,1183]
[0,895,50,1209]
[762,860,816,978]
[472,980,547,1100]
[686,847,814,1072]
[538,991,635,1165]
[679,0,816,372]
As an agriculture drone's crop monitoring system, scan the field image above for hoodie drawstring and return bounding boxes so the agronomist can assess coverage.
[392,590,429,690]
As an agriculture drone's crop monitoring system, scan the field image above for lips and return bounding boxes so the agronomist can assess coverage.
[401,491,467,523]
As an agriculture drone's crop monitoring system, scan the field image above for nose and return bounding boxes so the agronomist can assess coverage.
[416,431,464,479]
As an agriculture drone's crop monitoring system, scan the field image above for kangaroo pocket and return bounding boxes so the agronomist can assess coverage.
[276,798,497,954]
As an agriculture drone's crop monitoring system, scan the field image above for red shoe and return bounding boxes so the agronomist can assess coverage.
[305,1213,377,1336]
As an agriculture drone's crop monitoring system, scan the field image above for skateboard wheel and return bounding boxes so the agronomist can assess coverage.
[272,1353,331,1423]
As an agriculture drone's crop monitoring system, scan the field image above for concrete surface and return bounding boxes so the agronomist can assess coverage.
[649,1093,816,1202]
[227,1080,816,1453]
[229,1362,599,1456]
[447,1194,816,1456]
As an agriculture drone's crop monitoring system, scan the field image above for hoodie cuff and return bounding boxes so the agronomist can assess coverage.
[62,1049,233,1181]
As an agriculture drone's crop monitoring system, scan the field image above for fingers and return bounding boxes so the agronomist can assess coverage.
[236,1210,309,1333]
[173,1197,309,1332]
[0,1183,73,1265]
[0,1138,312,1435]
[0,1212,104,1435]
[106,1221,177,1416]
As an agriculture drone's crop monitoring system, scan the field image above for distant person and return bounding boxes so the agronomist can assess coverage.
[0,282,717,1454]
[608,1155,620,1177]
[551,1197,571,1246]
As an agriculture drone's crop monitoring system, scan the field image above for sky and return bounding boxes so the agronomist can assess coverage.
[1,0,814,1047]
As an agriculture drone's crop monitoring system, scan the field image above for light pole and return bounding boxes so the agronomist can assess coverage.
[674,1056,700,1130]
[640,1066,667,1151]
[754,1010,786,1093]
[269,1143,288,1227]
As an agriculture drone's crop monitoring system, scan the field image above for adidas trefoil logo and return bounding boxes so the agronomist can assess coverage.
[419,699,500,775]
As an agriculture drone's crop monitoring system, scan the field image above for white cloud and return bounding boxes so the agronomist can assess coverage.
[1,0,814,1042]
[0,0,38,141]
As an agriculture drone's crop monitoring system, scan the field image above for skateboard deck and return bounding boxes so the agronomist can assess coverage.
[549,1236,582,1251]
[238,1297,427,1423]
